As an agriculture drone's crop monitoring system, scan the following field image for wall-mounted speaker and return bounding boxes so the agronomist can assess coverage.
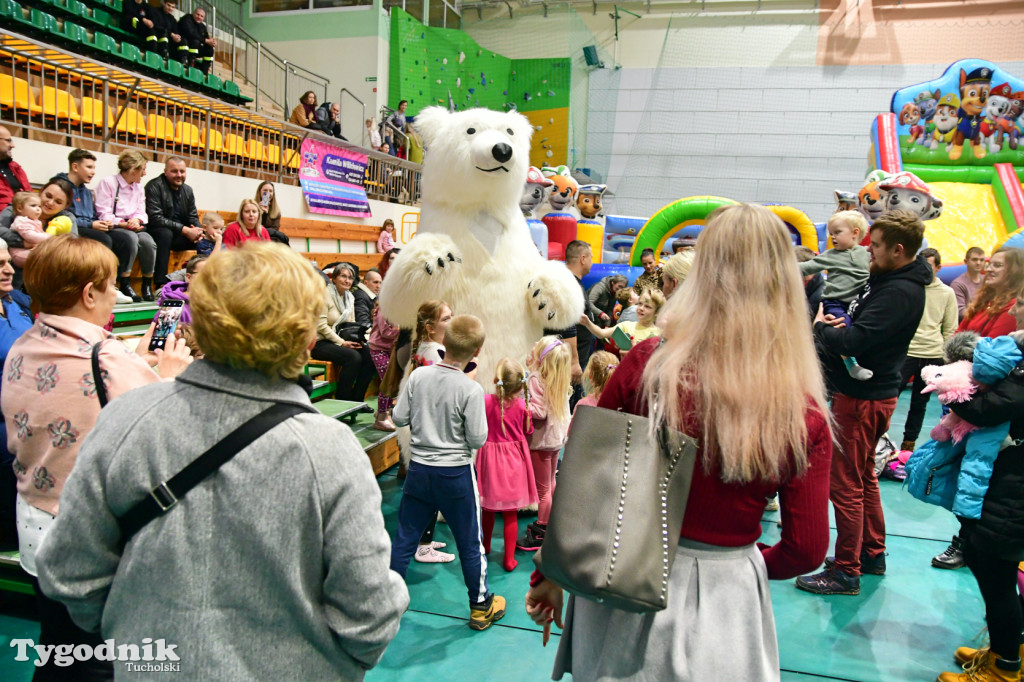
[582,45,601,67]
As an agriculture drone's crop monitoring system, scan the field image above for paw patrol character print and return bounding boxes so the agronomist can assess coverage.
[834,190,858,213]
[879,171,944,222]
[547,174,578,212]
[913,89,940,145]
[950,66,992,161]
[1003,93,1024,151]
[520,166,553,217]
[930,93,960,152]
[980,83,1012,154]
[900,103,924,144]
[576,184,607,222]
[858,170,891,224]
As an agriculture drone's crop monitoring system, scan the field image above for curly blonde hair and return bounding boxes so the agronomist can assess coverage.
[190,242,324,379]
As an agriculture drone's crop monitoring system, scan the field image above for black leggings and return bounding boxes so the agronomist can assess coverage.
[311,340,375,402]
[964,538,1024,660]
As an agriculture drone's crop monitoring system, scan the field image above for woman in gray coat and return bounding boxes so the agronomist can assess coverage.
[35,242,409,680]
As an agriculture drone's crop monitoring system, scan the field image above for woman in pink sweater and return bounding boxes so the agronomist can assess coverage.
[1,236,192,679]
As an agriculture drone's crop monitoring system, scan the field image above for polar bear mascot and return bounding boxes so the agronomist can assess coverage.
[378,106,583,387]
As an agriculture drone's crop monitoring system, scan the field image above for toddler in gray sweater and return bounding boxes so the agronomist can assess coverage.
[799,210,873,380]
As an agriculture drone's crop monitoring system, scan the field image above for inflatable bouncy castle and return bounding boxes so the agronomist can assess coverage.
[861,59,1024,281]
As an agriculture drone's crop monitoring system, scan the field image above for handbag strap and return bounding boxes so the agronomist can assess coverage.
[117,402,307,543]
[91,342,108,408]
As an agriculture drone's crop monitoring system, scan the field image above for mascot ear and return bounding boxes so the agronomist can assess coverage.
[413,106,449,150]
[508,110,534,143]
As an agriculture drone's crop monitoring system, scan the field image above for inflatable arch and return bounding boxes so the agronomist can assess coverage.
[628,197,819,266]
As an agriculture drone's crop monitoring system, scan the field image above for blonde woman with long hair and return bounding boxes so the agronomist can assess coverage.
[526,203,833,681]
[223,198,270,248]
[518,336,573,551]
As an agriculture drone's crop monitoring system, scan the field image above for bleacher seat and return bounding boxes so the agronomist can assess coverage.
[174,120,200,149]
[283,148,300,169]
[81,96,114,129]
[87,30,118,58]
[56,20,89,48]
[184,67,204,88]
[147,113,175,143]
[32,86,82,124]
[30,9,60,34]
[139,50,163,72]
[223,133,246,158]
[0,74,36,112]
[246,139,268,164]
[205,73,222,91]
[222,80,241,99]
[114,105,148,138]
[200,128,224,154]
[1,0,33,32]
[115,41,141,64]
[162,59,184,80]
[266,143,281,166]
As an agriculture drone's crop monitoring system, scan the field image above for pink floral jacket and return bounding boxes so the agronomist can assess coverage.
[1,314,159,515]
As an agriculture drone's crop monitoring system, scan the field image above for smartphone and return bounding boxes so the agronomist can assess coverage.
[260,188,272,208]
[149,300,184,352]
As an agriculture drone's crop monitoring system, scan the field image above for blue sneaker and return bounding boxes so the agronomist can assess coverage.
[795,566,860,595]
[824,551,886,575]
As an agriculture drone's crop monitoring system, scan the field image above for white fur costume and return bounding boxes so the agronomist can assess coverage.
[378,107,583,389]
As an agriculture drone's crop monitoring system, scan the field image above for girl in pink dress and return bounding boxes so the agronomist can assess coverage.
[476,357,537,571]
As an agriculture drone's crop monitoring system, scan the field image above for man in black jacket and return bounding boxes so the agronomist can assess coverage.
[177,6,215,73]
[121,0,158,51]
[796,209,931,596]
[152,0,183,60]
[145,157,202,287]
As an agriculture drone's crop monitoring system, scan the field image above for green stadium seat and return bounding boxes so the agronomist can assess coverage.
[162,59,184,79]
[88,30,118,57]
[184,67,204,87]
[54,0,87,18]
[221,80,241,99]
[56,20,89,47]
[115,41,141,65]
[204,73,222,92]
[107,0,121,11]
[139,50,163,72]
[30,9,60,33]
[0,0,32,30]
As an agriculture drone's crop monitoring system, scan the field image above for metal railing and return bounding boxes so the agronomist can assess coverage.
[0,30,420,203]
[178,0,330,114]
[338,87,366,148]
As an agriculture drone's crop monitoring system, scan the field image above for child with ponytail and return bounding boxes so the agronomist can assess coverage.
[573,350,618,413]
[518,336,572,551]
[476,358,537,571]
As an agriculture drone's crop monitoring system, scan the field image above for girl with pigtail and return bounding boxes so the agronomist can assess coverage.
[476,357,538,571]
[572,350,618,414]
[518,336,573,551]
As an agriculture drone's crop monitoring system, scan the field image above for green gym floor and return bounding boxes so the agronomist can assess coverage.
[0,394,983,681]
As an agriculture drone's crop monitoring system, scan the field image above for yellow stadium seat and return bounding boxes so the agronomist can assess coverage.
[199,128,224,154]
[147,114,174,144]
[0,74,36,112]
[114,106,148,138]
[245,139,267,163]
[173,121,200,149]
[283,148,300,169]
[29,86,83,124]
[266,143,281,166]
[80,96,113,129]
[222,133,246,157]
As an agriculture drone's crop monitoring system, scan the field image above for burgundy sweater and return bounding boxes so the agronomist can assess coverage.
[532,338,831,585]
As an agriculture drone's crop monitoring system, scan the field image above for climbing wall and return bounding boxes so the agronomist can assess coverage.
[389,8,571,167]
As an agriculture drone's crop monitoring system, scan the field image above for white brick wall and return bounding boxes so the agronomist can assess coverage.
[589,61,1024,222]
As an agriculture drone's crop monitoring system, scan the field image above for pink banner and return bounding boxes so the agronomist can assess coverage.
[298,138,372,218]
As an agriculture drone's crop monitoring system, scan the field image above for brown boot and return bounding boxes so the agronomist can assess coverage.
[956,645,1024,668]
[938,649,1021,682]
[901,440,916,452]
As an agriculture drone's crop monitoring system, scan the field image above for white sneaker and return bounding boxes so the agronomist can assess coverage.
[414,545,455,563]
[765,495,779,512]
[115,289,133,305]
[429,541,446,549]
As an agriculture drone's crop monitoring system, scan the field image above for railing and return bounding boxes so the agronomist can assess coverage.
[338,88,366,148]
[178,0,329,113]
[0,30,420,204]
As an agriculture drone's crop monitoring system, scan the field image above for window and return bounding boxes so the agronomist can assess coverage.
[254,0,371,13]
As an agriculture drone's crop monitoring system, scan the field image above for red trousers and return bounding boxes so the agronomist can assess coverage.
[830,393,896,576]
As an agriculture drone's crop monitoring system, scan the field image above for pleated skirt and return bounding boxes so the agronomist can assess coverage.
[551,539,779,682]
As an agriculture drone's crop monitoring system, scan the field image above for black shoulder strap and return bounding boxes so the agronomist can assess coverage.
[117,403,307,543]
[91,342,109,408]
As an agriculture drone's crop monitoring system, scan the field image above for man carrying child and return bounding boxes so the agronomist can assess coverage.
[390,315,505,631]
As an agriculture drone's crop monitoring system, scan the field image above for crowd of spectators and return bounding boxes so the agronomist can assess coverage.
[121,0,215,74]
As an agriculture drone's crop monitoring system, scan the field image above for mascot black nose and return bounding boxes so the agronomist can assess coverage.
[492,143,512,163]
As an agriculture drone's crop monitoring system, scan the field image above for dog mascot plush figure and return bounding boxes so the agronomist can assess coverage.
[377,106,584,388]
[949,66,992,161]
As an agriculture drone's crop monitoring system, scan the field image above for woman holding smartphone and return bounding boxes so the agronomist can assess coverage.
[254,181,289,245]
[1,235,191,680]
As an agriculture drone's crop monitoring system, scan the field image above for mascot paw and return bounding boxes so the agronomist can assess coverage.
[526,261,584,328]
[423,251,462,275]
[377,232,464,327]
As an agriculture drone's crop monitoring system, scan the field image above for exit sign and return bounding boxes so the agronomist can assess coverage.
[365,76,377,82]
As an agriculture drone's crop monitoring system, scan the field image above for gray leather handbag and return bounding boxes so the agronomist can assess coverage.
[534,404,698,613]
